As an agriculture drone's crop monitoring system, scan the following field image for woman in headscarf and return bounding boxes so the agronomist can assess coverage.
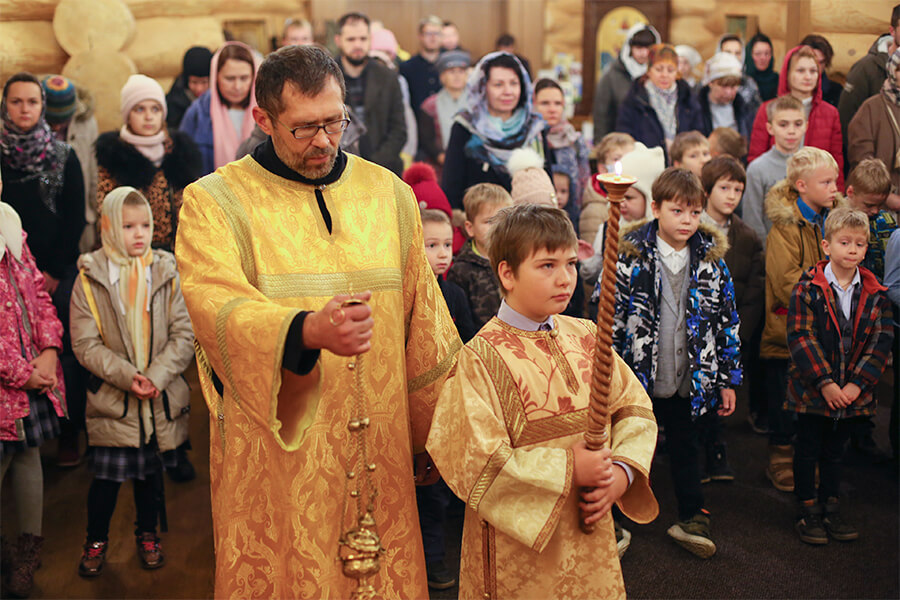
[180,41,259,175]
[533,78,590,229]
[441,51,548,209]
[615,44,704,163]
[1,73,85,297]
[848,48,900,208]
[2,72,86,471]
[745,33,780,102]
[95,74,202,253]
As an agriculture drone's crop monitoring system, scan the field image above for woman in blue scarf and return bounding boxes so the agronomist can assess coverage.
[441,51,547,209]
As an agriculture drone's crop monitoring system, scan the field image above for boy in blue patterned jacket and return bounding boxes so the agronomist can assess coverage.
[612,167,742,559]
[787,207,894,545]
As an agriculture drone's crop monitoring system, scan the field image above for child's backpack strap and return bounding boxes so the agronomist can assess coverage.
[79,269,106,344]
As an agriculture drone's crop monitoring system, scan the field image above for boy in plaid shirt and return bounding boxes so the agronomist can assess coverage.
[786,207,894,545]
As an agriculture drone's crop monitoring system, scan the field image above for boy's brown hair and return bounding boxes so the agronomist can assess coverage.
[700,156,746,195]
[462,183,512,222]
[487,204,577,294]
[708,127,747,160]
[670,131,708,164]
[824,206,870,242]
[652,167,706,209]
[420,208,451,226]
[592,132,635,164]
[765,94,805,122]
[847,158,892,198]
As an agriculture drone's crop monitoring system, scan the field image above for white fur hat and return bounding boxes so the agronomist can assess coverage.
[702,52,743,86]
[619,142,665,218]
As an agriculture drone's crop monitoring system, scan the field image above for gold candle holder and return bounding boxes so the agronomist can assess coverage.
[579,164,636,534]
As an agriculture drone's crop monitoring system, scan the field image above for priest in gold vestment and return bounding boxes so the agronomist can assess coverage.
[427,204,659,599]
[175,46,461,599]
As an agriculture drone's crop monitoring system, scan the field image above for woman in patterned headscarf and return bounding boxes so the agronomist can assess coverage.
[2,72,87,469]
[441,51,549,209]
[1,72,85,297]
[848,48,900,208]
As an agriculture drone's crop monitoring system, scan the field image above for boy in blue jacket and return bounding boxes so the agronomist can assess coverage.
[612,167,741,558]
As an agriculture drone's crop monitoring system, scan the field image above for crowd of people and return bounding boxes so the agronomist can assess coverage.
[0,6,898,600]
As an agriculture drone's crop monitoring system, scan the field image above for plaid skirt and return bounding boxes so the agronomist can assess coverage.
[88,439,178,483]
[0,393,61,461]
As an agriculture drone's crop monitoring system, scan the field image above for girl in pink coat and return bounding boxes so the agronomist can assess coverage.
[0,187,67,598]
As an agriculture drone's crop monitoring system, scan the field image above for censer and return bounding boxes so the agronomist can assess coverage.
[337,297,385,599]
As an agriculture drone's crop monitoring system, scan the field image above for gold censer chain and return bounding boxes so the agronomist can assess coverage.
[338,299,384,600]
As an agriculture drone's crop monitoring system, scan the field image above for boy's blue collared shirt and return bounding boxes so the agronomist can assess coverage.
[796,196,827,238]
[496,299,555,331]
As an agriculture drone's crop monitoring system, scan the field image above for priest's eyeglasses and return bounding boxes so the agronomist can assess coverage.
[277,115,351,139]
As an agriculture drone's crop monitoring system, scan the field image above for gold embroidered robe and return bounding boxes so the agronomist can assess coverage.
[175,154,462,599]
[427,316,658,599]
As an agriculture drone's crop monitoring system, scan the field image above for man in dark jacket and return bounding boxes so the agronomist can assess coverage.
[400,15,443,117]
[592,24,659,141]
[696,52,756,141]
[335,12,407,175]
[165,46,212,130]
[838,4,899,138]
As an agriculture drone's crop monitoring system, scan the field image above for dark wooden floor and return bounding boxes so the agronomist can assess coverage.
[3,364,897,599]
[2,364,215,600]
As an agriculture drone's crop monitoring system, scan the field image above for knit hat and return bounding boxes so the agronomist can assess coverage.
[41,75,76,125]
[436,50,471,73]
[120,74,167,122]
[675,45,702,69]
[403,163,452,216]
[619,142,665,217]
[182,46,213,78]
[702,52,743,86]
[508,148,557,206]
[370,28,399,59]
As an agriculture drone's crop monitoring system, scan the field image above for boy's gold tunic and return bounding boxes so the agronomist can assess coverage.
[175,154,461,599]
[427,316,658,599]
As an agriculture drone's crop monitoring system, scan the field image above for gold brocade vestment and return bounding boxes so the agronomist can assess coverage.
[175,154,462,599]
[427,316,659,599]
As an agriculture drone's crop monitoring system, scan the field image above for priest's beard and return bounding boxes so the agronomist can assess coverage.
[275,139,338,180]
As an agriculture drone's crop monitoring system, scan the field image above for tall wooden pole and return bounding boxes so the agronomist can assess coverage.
[579,169,636,534]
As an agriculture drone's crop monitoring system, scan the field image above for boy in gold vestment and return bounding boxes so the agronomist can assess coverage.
[427,204,658,599]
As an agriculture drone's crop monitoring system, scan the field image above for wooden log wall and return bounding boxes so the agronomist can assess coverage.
[0,0,307,131]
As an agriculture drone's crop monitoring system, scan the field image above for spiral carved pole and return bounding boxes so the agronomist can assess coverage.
[579,173,636,534]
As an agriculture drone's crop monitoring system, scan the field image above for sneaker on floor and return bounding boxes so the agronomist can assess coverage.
[614,520,631,558]
[666,511,716,558]
[766,445,794,492]
[136,532,165,569]
[708,444,735,482]
[795,503,828,545]
[426,561,457,590]
[822,498,858,541]
[78,540,108,577]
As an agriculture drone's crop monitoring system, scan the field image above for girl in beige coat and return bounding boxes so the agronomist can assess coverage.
[69,187,193,577]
